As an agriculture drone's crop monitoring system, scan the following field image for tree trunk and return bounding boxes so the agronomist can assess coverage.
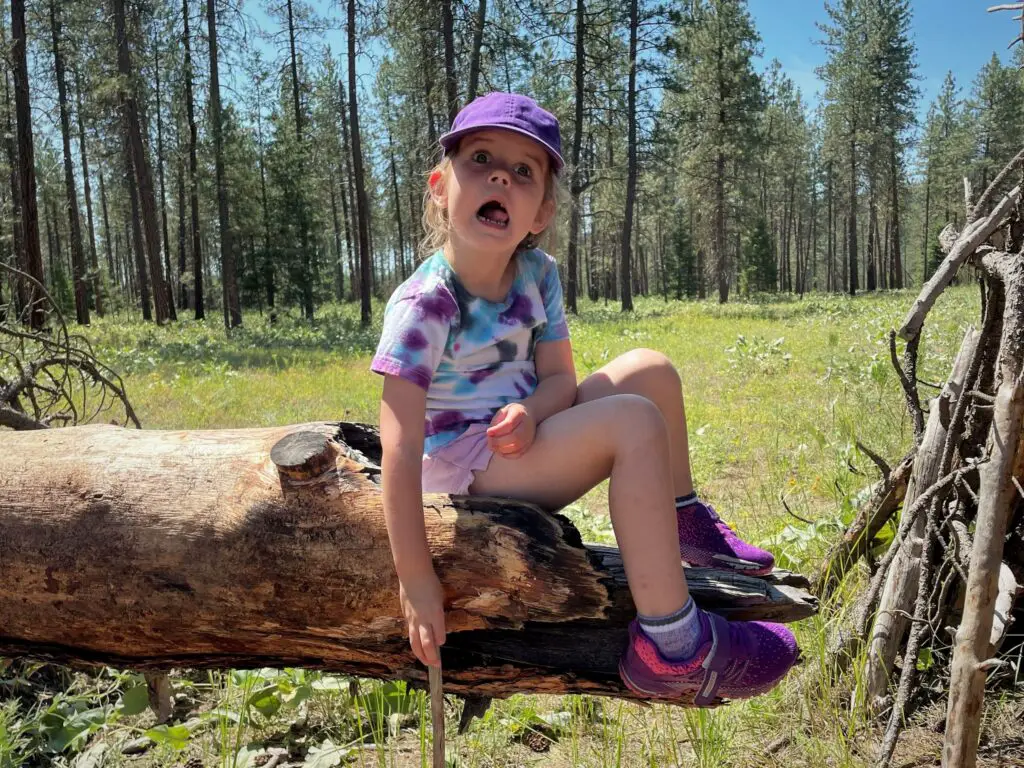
[182,0,203,320]
[922,165,932,284]
[348,0,372,327]
[1,8,25,316]
[565,0,585,315]
[338,77,357,304]
[113,0,168,324]
[890,143,904,290]
[152,38,176,322]
[98,170,115,292]
[73,67,101,317]
[206,0,240,329]
[50,1,88,325]
[11,0,45,329]
[176,138,188,311]
[466,0,486,102]
[848,134,858,296]
[619,0,637,312]
[385,115,406,283]
[329,170,343,301]
[0,422,816,701]
[122,135,151,322]
[441,0,458,125]
[285,0,313,322]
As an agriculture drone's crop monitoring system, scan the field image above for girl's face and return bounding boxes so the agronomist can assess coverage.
[430,129,554,258]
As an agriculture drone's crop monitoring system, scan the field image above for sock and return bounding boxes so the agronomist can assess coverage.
[675,491,699,509]
[638,597,704,661]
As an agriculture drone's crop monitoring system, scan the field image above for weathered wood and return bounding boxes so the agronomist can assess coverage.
[861,327,979,710]
[944,251,1024,768]
[814,452,914,599]
[989,563,1018,652]
[898,186,1019,342]
[0,421,816,703]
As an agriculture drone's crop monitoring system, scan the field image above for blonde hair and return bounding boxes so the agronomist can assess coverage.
[420,151,566,258]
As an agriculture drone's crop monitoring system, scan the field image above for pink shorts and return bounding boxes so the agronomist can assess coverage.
[421,423,494,495]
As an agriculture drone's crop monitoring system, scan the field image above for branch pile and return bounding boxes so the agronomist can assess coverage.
[819,146,1024,768]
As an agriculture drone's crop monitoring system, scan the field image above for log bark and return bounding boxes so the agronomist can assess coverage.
[0,422,816,703]
[861,326,979,710]
[943,251,1024,768]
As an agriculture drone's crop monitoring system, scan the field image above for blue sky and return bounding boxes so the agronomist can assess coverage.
[245,0,1020,125]
[749,0,1021,117]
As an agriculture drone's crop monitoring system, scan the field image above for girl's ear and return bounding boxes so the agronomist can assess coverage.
[530,196,555,235]
[428,169,447,206]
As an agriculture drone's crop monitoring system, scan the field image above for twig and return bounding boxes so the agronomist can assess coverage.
[857,440,893,480]
[780,493,814,525]
[890,331,925,444]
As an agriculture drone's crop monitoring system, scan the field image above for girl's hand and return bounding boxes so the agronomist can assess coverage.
[486,403,536,459]
[399,571,446,668]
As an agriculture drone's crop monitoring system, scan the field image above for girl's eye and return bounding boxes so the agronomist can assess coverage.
[515,164,532,177]
[472,151,489,163]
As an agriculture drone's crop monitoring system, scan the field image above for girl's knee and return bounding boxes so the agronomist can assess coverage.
[611,393,669,445]
[621,348,681,392]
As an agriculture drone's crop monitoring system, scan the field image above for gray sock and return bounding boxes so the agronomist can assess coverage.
[675,491,699,509]
[638,597,704,661]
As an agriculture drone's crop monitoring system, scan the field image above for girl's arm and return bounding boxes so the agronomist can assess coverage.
[519,338,577,424]
[380,375,446,667]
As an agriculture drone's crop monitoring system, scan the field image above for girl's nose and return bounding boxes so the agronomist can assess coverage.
[489,169,510,185]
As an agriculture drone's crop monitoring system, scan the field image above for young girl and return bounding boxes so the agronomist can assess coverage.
[372,92,798,703]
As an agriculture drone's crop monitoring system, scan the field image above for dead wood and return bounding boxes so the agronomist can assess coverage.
[0,421,816,704]
[898,186,1020,343]
[943,251,1024,768]
[814,452,913,600]
[861,327,980,710]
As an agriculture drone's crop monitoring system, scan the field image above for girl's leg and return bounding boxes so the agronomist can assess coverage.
[574,348,693,497]
[471,389,800,703]
[469,393,687,618]
[576,347,775,575]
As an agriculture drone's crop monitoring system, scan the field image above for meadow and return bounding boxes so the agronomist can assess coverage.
[8,284,1020,768]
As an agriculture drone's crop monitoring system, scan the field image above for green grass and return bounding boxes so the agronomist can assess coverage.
[1,285,995,767]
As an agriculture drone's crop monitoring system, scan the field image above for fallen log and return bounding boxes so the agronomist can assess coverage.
[0,422,816,704]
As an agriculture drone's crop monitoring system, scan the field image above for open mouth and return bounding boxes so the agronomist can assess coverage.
[476,199,510,229]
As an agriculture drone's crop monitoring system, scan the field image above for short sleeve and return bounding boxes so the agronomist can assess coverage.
[371,286,457,390]
[537,254,570,343]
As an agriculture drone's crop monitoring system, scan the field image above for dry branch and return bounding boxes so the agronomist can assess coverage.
[0,421,816,704]
[898,186,1020,342]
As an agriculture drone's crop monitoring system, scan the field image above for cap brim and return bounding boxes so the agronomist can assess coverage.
[439,125,564,172]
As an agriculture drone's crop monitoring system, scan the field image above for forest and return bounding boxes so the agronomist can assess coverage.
[0,0,1021,330]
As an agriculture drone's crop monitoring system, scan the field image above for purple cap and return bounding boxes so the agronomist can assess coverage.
[439,92,563,173]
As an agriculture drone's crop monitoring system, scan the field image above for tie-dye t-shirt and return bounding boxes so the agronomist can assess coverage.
[371,248,570,455]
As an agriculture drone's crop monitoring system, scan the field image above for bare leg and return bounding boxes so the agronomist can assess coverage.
[575,348,694,497]
[469,394,687,617]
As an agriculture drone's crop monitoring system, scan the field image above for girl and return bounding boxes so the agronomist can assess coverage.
[371,92,798,703]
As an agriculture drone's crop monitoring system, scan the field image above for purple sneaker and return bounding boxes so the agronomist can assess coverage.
[618,612,799,704]
[677,500,775,576]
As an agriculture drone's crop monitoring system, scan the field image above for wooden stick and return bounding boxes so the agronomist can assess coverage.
[430,664,445,768]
